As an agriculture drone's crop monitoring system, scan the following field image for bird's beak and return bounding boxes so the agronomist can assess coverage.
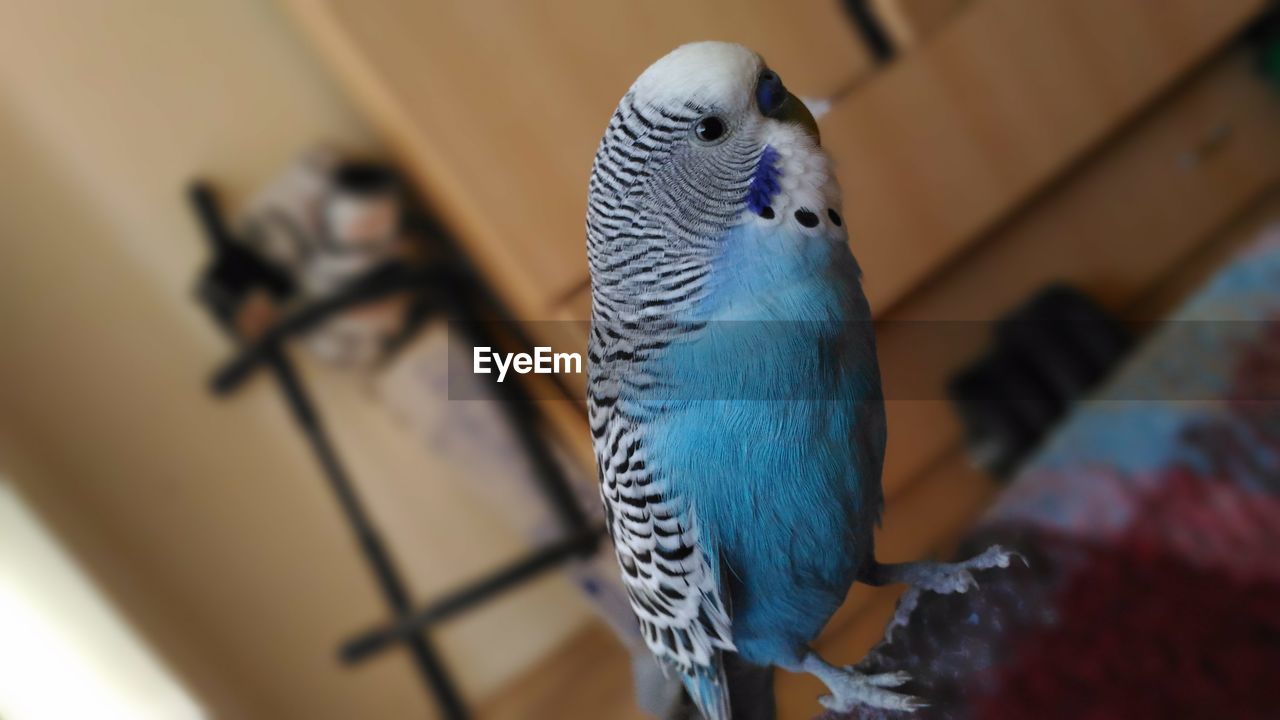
[776,91,821,145]
[758,70,821,144]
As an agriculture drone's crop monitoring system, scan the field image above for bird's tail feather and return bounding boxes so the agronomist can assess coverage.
[682,662,730,720]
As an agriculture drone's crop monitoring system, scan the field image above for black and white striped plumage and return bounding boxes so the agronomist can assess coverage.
[587,95,749,665]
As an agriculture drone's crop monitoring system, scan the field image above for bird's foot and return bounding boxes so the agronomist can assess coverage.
[912,544,1024,595]
[800,654,925,713]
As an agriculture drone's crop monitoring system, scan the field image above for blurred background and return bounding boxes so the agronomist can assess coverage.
[2,1,1279,719]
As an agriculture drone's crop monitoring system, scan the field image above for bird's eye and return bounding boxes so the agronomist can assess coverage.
[692,116,727,144]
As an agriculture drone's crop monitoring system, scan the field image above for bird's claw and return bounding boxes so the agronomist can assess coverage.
[816,670,925,713]
[917,544,1023,595]
[970,544,1027,570]
[916,568,976,595]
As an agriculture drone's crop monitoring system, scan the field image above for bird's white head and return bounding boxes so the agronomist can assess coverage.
[587,41,846,315]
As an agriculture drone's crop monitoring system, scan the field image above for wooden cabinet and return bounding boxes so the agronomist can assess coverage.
[826,0,1265,313]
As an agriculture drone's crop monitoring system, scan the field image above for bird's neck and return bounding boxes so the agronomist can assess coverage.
[699,223,863,324]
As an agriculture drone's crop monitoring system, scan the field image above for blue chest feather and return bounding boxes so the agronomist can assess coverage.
[644,223,886,666]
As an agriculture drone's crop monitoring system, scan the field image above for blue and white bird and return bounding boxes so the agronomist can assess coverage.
[587,42,1014,719]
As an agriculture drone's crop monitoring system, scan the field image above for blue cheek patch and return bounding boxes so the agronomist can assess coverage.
[745,145,781,216]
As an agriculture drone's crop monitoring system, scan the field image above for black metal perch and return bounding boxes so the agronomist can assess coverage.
[190,180,601,720]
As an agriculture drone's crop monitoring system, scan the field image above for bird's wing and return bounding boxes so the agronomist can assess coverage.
[589,377,734,717]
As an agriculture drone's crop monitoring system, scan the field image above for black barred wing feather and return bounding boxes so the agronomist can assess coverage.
[589,397,735,676]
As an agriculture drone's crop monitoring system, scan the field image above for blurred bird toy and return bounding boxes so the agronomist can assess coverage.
[586,42,1018,719]
[241,148,414,368]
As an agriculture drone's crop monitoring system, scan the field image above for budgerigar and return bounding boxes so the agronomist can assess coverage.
[586,42,1015,719]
